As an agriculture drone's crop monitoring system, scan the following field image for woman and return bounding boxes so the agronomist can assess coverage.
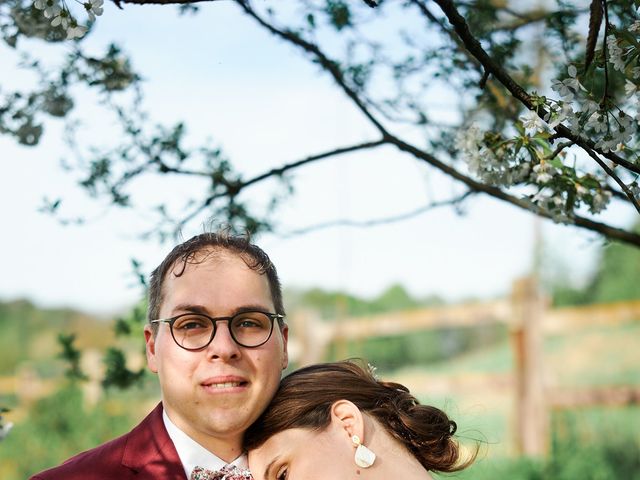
[244,361,475,480]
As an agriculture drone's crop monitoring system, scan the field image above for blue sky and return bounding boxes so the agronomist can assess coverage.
[1,1,629,314]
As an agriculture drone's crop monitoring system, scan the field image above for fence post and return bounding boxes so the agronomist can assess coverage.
[289,309,333,366]
[510,276,549,457]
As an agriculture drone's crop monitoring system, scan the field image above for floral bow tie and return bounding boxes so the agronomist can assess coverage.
[190,465,253,480]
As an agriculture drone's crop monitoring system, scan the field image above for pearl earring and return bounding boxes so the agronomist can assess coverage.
[351,434,376,468]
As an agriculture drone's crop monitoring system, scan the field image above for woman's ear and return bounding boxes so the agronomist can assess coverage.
[330,400,377,469]
[330,400,365,441]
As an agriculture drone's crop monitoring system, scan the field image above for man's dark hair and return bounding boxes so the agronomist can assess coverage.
[147,231,284,335]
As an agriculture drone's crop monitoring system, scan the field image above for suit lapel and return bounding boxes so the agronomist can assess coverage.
[121,403,187,479]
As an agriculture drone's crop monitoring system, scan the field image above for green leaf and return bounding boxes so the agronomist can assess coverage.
[306,13,315,29]
[549,157,564,170]
[326,0,351,31]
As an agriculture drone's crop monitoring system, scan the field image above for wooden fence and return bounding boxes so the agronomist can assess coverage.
[287,276,640,457]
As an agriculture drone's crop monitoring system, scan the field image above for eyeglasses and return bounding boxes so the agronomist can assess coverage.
[150,311,284,351]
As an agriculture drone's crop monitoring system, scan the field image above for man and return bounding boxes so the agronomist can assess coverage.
[31,232,289,479]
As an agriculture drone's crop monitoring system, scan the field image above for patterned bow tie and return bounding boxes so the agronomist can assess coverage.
[190,465,253,480]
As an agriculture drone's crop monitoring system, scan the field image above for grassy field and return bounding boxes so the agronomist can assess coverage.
[386,321,640,478]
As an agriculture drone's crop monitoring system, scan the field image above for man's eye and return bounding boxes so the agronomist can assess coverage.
[181,322,205,329]
[237,320,261,328]
[174,317,209,330]
[276,467,288,480]
[233,313,269,330]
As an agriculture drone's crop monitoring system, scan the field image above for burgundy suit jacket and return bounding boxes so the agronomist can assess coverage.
[30,403,187,480]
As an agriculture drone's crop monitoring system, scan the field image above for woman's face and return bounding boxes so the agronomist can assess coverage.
[248,426,362,480]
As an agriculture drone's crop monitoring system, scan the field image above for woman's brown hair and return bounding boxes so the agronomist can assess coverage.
[243,360,475,473]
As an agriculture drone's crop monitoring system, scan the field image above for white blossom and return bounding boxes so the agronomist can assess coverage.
[607,35,626,72]
[581,99,600,117]
[586,112,607,133]
[67,23,87,39]
[455,123,486,175]
[532,162,555,184]
[601,112,633,147]
[455,123,483,153]
[551,196,565,208]
[515,162,531,183]
[575,183,588,196]
[616,111,633,131]
[630,20,640,34]
[520,109,547,135]
[594,135,622,153]
[34,0,62,19]
[456,125,520,186]
[51,10,70,29]
[45,4,61,18]
[84,0,104,22]
[568,114,583,135]
[546,102,574,129]
[590,190,612,214]
[532,190,568,222]
[551,65,584,101]
[551,79,573,100]
[625,80,638,97]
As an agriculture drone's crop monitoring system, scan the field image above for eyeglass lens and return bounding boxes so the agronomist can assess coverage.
[171,311,273,349]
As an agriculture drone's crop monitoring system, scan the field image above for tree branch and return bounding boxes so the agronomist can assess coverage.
[411,0,479,68]
[238,139,387,190]
[431,0,640,176]
[584,147,640,214]
[107,0,640,246]
[431,0,532,105]
[279,191,474,237]
[170,139,388,230]
[234,0,391,139]
[112,0,216,4]
[385,135,640,248]
[234,0,640,247]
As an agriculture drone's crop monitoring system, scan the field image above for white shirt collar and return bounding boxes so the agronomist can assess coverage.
[162,409,248,478]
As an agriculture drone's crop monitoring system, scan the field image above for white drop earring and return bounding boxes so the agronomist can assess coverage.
[351,434,376,468]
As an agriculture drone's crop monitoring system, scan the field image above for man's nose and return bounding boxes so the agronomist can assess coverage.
[206,320,241,360]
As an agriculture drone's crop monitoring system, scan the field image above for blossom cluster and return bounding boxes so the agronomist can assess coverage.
[33,0,103,39]
[455,119,614,221]
[548,63,638,155]
[455,125,531,188]
[456,8,640,220]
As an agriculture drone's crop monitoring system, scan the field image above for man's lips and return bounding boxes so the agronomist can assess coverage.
[200,376,249,390]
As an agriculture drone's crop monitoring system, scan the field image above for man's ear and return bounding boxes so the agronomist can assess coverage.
[280,323,289,370]
[144,325,159,373]
[330,400,365,442]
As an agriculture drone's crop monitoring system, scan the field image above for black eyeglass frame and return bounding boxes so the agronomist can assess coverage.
[150,311,285,351]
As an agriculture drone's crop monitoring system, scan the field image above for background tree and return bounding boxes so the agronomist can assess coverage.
[2,0,640,245]
[548,222,640,305]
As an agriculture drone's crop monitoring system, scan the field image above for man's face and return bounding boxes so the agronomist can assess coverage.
[145,250,288,456]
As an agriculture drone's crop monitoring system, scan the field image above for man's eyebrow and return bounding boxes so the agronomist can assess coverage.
[170,304,273,316]
[264,456,280,479]
[234,304,274,314]
[170,304,209,315]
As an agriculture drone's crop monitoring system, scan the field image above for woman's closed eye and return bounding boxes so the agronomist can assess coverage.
[276,467,288,480]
